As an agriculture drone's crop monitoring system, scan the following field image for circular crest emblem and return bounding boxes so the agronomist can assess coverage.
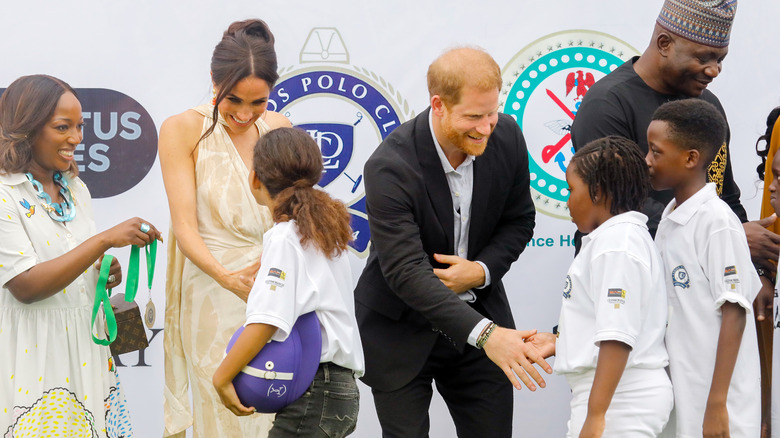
[672,265,690,289]
[501,30,639,219]
[268,39,413,258]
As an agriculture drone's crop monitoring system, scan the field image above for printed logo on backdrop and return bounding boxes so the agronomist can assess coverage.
[0,88,157,199]
[268,28,414,257]
[500,30,638,219]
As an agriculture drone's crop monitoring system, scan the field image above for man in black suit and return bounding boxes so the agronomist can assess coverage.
[355,47,550,438]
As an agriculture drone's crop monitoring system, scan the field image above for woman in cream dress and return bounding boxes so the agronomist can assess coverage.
[0,74,161,438]
[159,19,291,438]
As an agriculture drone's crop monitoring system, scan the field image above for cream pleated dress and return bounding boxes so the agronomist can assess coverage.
[163,105,274,437]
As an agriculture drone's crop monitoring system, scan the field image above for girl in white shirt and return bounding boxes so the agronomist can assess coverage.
[530,136,672,437]
[213,127,364,437]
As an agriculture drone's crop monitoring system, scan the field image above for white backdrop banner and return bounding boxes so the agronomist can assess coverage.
[1,1,778,436]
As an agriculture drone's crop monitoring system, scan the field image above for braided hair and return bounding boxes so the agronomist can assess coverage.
[252,127,352,257]
[570,136,649,215]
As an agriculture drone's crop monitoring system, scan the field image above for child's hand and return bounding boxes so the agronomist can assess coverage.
[702,402,729,437]
[579,414,605,438]
[483,328,552,391]
[213,379,255,416]
[525,331,556,359]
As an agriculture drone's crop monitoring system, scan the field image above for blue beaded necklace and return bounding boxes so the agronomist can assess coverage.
[25,171,76,222]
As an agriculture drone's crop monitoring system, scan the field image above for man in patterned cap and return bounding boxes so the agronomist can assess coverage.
[572,0,779,316]
[572,0,749,236]
[571,2,776,434]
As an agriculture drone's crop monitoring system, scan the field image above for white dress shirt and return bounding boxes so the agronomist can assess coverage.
[429,112,492,346]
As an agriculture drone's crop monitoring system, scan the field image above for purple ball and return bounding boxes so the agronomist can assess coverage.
[226,311,322,413]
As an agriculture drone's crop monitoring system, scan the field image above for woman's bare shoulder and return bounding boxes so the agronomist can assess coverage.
[263,110,293,129]
[159,109,206,152]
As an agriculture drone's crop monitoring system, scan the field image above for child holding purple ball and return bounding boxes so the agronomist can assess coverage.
[213,127,364,437]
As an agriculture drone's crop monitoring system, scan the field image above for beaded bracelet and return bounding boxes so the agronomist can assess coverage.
[476,322,498,349]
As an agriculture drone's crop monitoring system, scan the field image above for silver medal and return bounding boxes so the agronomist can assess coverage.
[144,298,156,328]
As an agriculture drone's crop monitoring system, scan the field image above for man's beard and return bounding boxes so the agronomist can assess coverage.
[442,119,490,157]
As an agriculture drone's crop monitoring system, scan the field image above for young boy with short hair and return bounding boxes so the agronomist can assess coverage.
[648,99,761,437]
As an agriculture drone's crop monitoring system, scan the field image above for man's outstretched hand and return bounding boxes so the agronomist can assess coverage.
[483,327,553,391]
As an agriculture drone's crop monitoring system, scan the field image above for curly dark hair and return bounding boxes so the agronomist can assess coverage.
[252,127,352,257]
[755,106,780,181]
[570,136,650,215]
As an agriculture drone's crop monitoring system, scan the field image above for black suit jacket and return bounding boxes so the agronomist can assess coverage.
[355,108,535,391]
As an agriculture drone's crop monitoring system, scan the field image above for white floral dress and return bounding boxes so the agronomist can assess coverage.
[0,172,133,438]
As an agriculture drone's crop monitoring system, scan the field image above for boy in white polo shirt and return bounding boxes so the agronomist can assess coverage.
[649,99,761,437]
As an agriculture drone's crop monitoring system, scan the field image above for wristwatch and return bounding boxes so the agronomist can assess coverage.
[756,266,773,280]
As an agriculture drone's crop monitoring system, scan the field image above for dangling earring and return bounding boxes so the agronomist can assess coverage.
[211,87,217,106]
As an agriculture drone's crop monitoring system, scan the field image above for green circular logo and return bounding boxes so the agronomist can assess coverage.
[501,31,638,219]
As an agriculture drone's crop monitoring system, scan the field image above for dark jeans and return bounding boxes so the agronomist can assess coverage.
[269,362,360,438]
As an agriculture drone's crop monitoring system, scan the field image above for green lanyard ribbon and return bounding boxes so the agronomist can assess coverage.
[124,238,157,302]
[91,239,157,346]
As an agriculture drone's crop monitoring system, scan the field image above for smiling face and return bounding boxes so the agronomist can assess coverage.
[661,35,728,97]
[28,92,83,179]
[216,76,271,134]
[434,85,499,157]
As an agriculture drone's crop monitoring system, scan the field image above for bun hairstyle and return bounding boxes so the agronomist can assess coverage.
[253,127,352,257]
[0,74,78,175]
[201,19,280,143]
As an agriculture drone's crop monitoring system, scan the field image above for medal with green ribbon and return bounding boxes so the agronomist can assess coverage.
[91,239,157,345]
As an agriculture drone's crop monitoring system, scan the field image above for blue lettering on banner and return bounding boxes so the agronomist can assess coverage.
[268,71,402,133]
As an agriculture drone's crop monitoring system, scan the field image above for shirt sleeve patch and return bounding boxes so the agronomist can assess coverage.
[723,265,740,288]
[265,267,287,291]
[607,288,626,308]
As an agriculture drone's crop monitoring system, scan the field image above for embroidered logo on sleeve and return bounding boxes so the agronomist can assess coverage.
[265,267,287,291]
[607,288,626,309]
[723,265,740,290]
[672,265,690,289]
[19,199,35,218]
